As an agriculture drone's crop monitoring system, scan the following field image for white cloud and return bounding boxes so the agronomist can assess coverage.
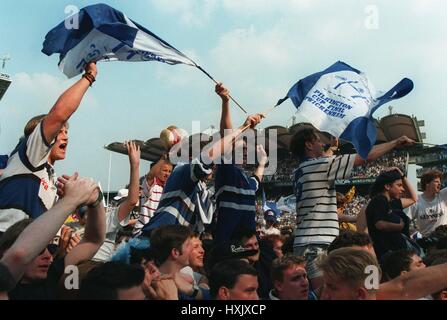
[222,0,319,16]
[150,0,218,27]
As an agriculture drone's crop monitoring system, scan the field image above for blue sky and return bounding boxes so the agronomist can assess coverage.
[1,0,446,191]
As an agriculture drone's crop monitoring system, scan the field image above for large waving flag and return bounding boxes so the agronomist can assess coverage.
[42,3,196,78]
[277,61,414,158]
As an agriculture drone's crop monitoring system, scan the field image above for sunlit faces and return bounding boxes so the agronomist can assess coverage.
[157,163,173,183]
[385,179,404,199]
[275,264,309,300]
[48,125,69,164]
[189,237,205,269]
[426,177,442,195]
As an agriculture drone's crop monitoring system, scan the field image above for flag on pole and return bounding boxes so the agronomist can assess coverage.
[42,3,196,78]
[278,61,414,158]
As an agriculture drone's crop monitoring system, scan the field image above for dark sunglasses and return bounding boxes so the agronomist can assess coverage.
[39,244,58,256]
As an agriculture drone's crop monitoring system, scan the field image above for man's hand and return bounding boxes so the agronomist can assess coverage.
[395,135,414,148]
[385,166,404,177]
[126,140,141,167]
[57,226,73,258]
[57,173,78,198]
[143,274,179,300]
[215,82,230,103]
[85,61,97,78]
[257,144,268,165]
[63,174,98,206]
[243,113,265,128]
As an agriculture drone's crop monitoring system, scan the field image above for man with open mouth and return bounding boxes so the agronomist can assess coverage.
[0,62,98,236]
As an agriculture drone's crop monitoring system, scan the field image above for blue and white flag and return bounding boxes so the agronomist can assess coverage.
[278,61,414,159]
[276,194,296,213]
[42,3,196,78]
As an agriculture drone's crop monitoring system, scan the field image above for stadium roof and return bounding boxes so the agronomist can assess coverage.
[0,73,12,101]
[105,113,424,162]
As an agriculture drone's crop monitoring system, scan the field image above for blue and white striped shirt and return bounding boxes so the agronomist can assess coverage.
[141,157,214,234]
[214,164,259,244]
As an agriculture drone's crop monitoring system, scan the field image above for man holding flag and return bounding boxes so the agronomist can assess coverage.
[283,61,416,296]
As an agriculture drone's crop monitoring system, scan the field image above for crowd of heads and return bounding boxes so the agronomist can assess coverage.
[1,69,447,302]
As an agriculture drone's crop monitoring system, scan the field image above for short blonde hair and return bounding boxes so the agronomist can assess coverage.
[24,114,46,136]
[319,247,381,288]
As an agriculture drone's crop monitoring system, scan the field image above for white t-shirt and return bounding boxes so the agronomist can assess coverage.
[0,122,57,232]
[408,188,447,237]
[93,206,130,262]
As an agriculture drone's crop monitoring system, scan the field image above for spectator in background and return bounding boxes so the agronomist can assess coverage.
[381,249,426,281]
[409,170,447,237]
[263,210,281,236]
[336,192,357,231]
[60,141,140,262]
[150,225,206,300]
[366,167,418,260]
[327,230,375,257]
[319,247,447,300]
[141,111,263,235]
[80,262,146,300]
[214,83,268,244]
[0,62,98,235]
[209,259,259,300]
[263,234,284,258]
[231,227,274,299]
[290,127,414,295]
[269,254,316,300]
[0,174,105,299]
[133,156,173,237]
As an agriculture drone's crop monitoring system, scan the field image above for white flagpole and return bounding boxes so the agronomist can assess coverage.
[106,151,112,208]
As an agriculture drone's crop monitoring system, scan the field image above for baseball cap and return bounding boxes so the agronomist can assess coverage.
[206,241,259,271]
[114,188,128,201]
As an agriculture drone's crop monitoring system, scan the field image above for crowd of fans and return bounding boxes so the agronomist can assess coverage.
[350,151,407,179]
[261,152,408,184]
[1,64,447,301]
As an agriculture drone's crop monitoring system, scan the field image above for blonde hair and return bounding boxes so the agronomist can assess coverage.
[24,114,46,136]
[319,247,381,288]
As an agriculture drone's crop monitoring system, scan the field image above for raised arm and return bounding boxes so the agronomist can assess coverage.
[215,83,232,136]
[0,174,97,282]
[116,141,140,222]
[206,114,264,163]
[254,145,268,182]
[42,62,97,143]
[354,136,414,167]
[379,262,447,300]
[65,188,106,267]
[401,176,418,209]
